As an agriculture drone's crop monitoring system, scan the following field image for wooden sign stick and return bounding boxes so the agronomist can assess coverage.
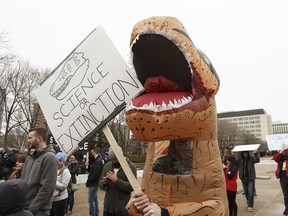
[102,124,141,192]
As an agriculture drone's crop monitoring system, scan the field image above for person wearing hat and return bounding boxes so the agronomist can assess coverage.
[2,149,17,181]
[224,155,239,216]
[99,147,137,216]
[236,150,259,212]
[21,127,58,215]
[50,151,71,216]
[0,179,33,216]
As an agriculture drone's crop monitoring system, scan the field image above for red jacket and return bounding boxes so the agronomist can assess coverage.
[272,149,288,179]
[224,165,238,192]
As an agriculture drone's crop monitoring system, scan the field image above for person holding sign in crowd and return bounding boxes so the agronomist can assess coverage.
[100,147,137,216]
[236,150,259,212]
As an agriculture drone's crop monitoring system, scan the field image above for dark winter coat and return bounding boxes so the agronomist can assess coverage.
[86,155,103,187]
[236,152,260,180]
[3,150,17,180]
[68,162,79,184]
[0,179,33,216]
[99,158,137,215]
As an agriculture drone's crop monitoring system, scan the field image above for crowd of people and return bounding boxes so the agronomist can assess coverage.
[1,128,288,216]
[222,150,260,215]
[0,127,136,216]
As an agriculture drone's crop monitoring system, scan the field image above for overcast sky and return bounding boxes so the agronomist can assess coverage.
[1,0,287,123]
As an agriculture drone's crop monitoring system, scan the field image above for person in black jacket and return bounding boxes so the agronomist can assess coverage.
[86,147,103,216]
[66,154,79,215]
[0,179,33,216]
[3,149,16,181]
[0,155,4,180]
[236,150,259,212]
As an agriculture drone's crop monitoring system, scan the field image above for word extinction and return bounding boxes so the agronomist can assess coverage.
[52,60,141,152]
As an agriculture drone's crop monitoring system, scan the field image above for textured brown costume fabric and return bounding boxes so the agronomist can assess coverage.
[125,16,229,216]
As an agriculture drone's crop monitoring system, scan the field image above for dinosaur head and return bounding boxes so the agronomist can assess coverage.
[125,16,220,142]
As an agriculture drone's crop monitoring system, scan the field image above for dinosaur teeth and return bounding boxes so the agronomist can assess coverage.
[126,95,193,112]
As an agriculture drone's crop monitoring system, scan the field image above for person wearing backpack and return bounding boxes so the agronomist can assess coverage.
[224,155,239,216]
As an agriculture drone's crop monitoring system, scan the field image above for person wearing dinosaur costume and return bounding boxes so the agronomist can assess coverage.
[125,16,229,216]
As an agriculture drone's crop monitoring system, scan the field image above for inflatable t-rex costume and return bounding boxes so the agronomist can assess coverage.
[125,16,228,216]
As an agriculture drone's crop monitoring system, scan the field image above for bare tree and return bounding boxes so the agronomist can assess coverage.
[0,30,15,135]
[15,63,49,132]
[218,119,268,155]
[0,30,15,78]
[217,119,240,155]
[1,60,48,149]
[107,110,131,155]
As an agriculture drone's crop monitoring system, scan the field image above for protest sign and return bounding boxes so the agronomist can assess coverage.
[266,134,288,151]
[35,26,143,155]
[231,144,260,152]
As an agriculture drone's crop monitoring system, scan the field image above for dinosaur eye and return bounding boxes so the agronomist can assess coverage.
[203,55,211,65]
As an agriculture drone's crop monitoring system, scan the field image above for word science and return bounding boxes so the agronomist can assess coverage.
[35,26,143,154]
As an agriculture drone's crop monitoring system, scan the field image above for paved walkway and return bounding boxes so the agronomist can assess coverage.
[73,157,285,216]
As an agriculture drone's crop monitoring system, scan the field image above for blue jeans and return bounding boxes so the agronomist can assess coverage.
[88,186,99,216]
[66,191,75,211]
[241,178,255,208]
[50,198,68,216]
[280,176,288,210]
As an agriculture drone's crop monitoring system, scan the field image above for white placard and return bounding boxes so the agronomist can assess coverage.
[231,144,260,152]
[35,26,143,154]
[266,134,288,151]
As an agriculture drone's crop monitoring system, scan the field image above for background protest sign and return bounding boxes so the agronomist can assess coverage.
[35,26,143,154]
[231,144,260,152]
[266,134,288,151]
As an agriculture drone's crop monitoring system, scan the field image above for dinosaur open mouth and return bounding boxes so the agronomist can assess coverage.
[126,33,194,112]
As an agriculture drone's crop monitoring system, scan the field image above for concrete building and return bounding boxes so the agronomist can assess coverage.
[272,122,288,134]
[217,108,273,141]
